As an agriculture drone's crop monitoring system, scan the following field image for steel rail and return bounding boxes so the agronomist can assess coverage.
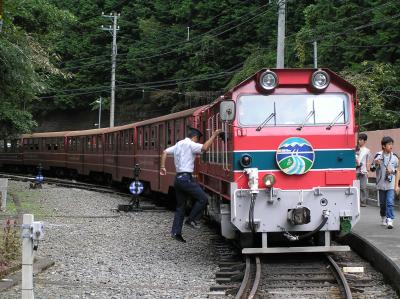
[235,256,251,299]
[326,254,353,299]
[0,172,130,197]
[248,256,261,299]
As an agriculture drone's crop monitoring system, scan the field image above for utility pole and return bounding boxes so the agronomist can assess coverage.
[313,41,318,68]
[276,0,286,68]
[97,97,102,128]
[101,12,120,128]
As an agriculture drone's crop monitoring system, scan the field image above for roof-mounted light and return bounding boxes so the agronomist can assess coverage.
[259,70,278,91]
[311,70,330,91]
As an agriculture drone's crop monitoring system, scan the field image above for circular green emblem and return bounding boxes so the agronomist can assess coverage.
[276,137,315,175]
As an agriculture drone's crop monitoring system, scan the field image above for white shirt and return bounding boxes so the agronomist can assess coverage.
[165,138,203,173]
[356,146,371,174]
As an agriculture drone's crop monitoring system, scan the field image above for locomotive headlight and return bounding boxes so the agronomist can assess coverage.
[311,70,330,90]
[263,174,276,188]
[240,154,252,168]
[259,70,278,91]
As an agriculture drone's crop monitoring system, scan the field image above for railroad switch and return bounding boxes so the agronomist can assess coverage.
[30,164,44,189]
[118,164,144,212]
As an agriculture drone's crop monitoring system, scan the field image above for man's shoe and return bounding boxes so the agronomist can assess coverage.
[387,218,394,229]
[185,219,201,229]
[360,203,367,207]
[381,217,387,226]
[171,234,186,243]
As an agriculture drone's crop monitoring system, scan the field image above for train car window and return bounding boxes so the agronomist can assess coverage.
[22,139,28,151]
[151,126,155,149]
[159,124,164,149]
[98,135,103,150]
[51,138,57,151]
[45,138,51,151]
[138,127,143,150]
[154,126,158,149]
[128,129,133,150]
[123,131,126,150]
[108,134,112,151]
[166,122,172,146]
[32,139,37,151]
[77,137,81,151]
[92,136,97,151]
[86,136,91,151]
[144,127,149,149]
[59,138,64,150]
[104,134,108,151]
[107,134,111,151]
[175,119,182,142]
[10,140,16,151]
[126,130,130,149]
[119,131,123,150]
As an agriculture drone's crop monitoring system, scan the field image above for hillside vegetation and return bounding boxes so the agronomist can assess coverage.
[0,0,399,135]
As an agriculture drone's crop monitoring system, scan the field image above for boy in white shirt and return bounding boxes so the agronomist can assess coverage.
[356,133,371,207]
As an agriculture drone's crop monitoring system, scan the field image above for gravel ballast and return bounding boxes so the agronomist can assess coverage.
[1,181,219,298]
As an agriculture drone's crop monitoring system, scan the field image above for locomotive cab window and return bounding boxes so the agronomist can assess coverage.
[144,127,149,149]
[238,93,349,127]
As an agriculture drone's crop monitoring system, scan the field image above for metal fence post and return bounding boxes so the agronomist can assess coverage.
[22,214,34,299]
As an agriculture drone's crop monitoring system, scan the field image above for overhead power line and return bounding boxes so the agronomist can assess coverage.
[40,64,243,99]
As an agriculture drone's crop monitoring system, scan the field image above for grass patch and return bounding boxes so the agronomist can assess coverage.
[0,220,21,277]
[5,195,17,214]
[14,191,52,216]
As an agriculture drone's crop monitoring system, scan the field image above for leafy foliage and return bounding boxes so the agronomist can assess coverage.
[2,0,400,134]
[0,0,73,137]
[341,62,399,131]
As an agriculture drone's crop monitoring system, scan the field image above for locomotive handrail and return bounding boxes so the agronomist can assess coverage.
[207,117,211,164]
[211,115,215,164]
[223,121,229,171]
[216,113,220,165]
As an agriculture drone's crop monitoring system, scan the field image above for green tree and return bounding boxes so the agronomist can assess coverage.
[341,62,399,131]
[0,0,73,137]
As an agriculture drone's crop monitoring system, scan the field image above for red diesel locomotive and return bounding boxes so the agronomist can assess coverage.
[0,68,359,252]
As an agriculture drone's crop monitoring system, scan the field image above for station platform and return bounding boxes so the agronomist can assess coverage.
[341,202,400,295]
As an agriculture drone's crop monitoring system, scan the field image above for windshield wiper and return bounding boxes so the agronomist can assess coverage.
[297,110,315,131]
[326,111,344,130]
[256,112,276,131]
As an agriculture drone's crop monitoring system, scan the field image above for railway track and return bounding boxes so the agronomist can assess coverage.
[209,243,397,299]
[0,172,167,212]
[0,172,124,195]
[232,253,359,298]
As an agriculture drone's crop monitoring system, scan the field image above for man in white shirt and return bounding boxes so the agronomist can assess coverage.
[160,127,221,243]
[356,133,371,207]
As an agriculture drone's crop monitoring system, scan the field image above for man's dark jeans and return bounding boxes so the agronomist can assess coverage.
[171,173,208,235]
